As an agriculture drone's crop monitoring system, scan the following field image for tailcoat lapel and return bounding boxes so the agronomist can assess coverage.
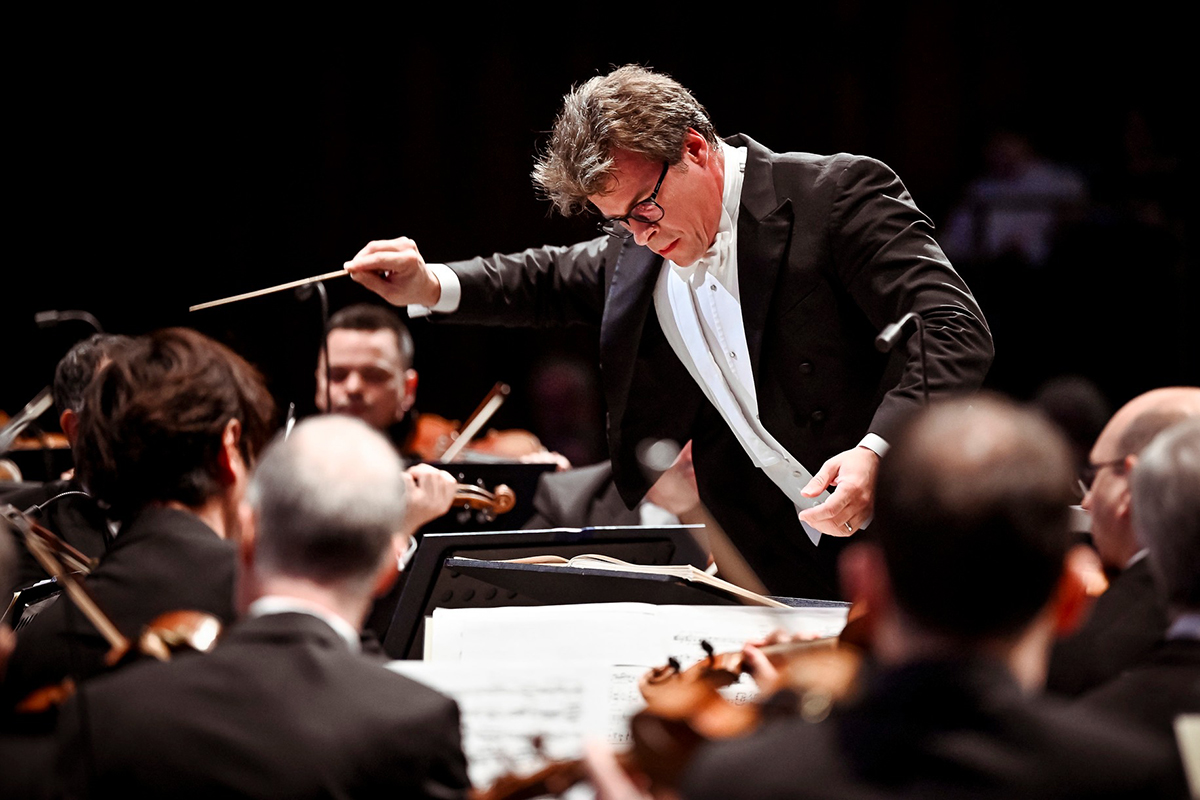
[599,241,661,426]
[732,134,794,378]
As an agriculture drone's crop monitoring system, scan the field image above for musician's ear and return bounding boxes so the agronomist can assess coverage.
[59,409,79,448]
[216,418,246,488]
[397,369,418,417]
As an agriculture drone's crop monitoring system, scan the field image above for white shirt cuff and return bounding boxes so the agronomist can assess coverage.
[858,433,889,459]
[407,263,461,317]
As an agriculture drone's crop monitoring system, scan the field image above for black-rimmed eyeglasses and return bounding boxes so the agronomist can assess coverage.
[597,162,669,238]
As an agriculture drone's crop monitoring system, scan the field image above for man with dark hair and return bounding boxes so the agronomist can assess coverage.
[1046,386,1200,696]
[54,416,470,799]
[51,333,133,449]
[2,328,276,705]
[1080,418,1200,763]
[345,64,993,597]
[670,397,1180,799]
[2,334,132,594]
[316,303,418,445]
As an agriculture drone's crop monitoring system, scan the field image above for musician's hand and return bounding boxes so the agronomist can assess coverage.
[798,446,880,536]
[743,628,823,695]
[401,463,457,535]
[644,440,701,517]
[345,236,442,307]
[740,643,782,695]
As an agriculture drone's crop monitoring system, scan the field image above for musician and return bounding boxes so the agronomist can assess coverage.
[1,333,131,594]
[1046,386,1200,696]
[54,415,471,799]
[671,396,1182,799]
[345,65,993,597]
[1079,418,1200,778]
[315,303,419,452]
[1,328,275,706]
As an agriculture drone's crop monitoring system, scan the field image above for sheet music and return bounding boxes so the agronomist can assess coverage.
[412,602,848,795]
[388,659,643,792]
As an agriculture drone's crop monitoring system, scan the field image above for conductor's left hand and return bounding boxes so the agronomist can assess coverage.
[798,446,880,536]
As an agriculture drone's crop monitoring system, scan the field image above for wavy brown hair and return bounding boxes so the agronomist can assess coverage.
[532,65,719,216]
[76,328,276,520]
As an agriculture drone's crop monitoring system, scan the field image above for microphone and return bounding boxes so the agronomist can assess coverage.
[34,310,104,334]
[294,282,333,416]
[875,311,929,406]
[874,312,920,353]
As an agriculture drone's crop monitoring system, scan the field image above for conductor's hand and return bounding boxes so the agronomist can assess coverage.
[401,463,457,536]
[797,446,880,537]
[345,237,442,307]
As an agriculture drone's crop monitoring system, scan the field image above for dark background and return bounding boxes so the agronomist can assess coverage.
[5,9,1195,464]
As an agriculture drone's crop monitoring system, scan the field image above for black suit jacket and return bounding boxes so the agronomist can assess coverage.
[0,479,110,595]
[680,658,1183,799]
[2,506,237,707]
[522,461,645,529]
[1079,637,1200,744]
[449,136,993,595]
[55,612,470,799]
[1047,556,1170,696]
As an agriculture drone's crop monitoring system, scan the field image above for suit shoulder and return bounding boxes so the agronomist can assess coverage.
[770,151,898,180]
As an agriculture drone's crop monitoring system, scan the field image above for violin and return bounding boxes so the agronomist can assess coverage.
[472,625,868,800]
[409,383,557,464]
[451,482,516,521]
[2,505,223,713]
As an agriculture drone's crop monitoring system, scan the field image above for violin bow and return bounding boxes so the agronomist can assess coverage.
[439,382,511,462]
[2,504,130,663]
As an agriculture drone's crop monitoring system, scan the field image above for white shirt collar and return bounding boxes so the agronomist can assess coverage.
[669,141,747,287]
[248,595,361,651]
[1125,548,1150,570]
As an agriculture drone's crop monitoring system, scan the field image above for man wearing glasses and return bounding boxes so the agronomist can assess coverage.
[347,65,993,598]
[1046,385,1200,696]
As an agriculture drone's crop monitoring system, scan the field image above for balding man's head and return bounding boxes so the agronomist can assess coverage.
[1084,387,1200,569]
[246,416,408,593]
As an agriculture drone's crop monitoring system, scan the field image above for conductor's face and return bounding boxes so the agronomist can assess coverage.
[316,328,416,433]
[589,129,725,268]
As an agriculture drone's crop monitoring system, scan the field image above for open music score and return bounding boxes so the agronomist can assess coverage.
[390,602,848,790]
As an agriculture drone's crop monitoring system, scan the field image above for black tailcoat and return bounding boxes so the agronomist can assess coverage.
[449,135,993,595]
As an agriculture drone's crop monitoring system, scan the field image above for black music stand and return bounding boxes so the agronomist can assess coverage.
[382,525,708,659]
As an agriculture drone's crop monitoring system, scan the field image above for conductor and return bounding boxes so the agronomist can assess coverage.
[346,65,993,596]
